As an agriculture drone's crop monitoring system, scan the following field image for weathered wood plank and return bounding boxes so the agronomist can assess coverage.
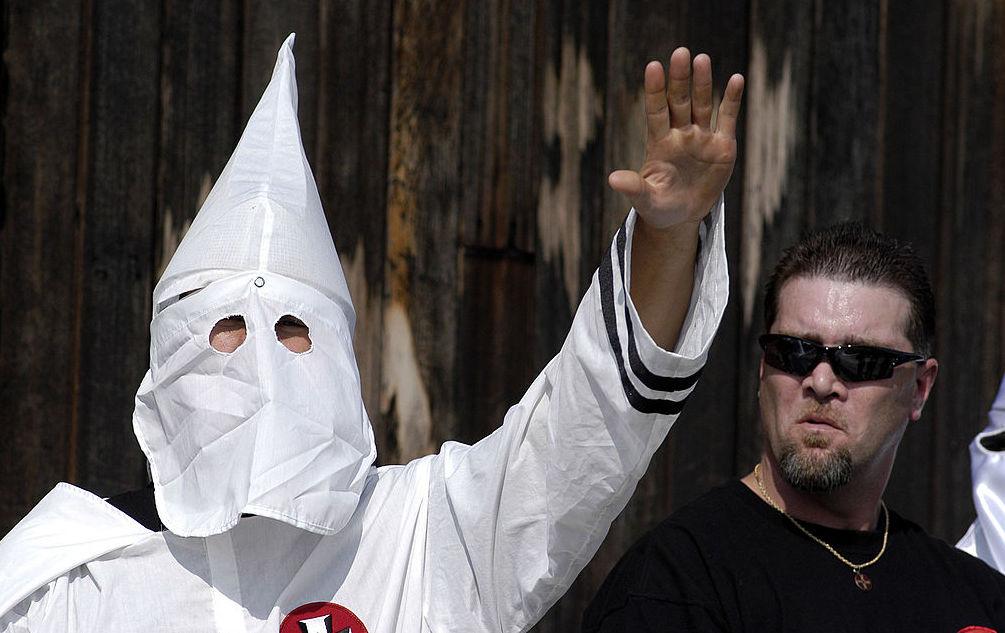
[316,1,394,463]
[805,0,882,227]
[455,251,537,443]
[875,0,946,535]
[383,0,466,461]
[453,0,541,444]
[963,0,1005,542]
[991,5,1005,429]
[75,0,161,496]
[930,0,1005,542]
[533,0,609,377]
[0,0,84,535]
[459,0,538,253]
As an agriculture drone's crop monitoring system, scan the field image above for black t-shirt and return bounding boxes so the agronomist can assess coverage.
[583,480,1005,632]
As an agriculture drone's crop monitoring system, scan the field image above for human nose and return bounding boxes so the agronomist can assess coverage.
[801,357,847,402]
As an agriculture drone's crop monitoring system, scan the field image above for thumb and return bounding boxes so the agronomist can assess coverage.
[608,170,648,202]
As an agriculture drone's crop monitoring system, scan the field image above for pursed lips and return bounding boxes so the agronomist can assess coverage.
[797,415,843,431]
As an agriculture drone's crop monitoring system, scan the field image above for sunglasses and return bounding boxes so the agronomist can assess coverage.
[758,334,927,383]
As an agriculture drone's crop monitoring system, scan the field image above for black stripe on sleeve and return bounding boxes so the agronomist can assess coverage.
[599,226,689,415]
[615,224,703,392]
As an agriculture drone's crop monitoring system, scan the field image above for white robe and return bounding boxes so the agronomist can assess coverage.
[0,204,728,633]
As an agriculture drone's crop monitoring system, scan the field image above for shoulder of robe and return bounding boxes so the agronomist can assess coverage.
[0,483,153,617]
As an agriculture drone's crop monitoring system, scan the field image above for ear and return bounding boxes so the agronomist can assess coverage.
[909,358,939,422]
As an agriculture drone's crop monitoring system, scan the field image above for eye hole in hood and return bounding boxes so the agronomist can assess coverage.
[980,429,1005,452]
[210,315,247,353]
[275,314,311,353]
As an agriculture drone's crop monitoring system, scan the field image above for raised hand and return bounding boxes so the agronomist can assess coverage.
[620,48,744,351]
[610,48,744,230]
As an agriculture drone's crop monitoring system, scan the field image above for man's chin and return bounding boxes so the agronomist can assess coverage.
[800,429,836,450]
[778,442,853,494]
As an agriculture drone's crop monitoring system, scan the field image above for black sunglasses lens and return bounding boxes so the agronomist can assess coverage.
[761,335,920,382]
[761,336,821,376]
[832,348,894,382]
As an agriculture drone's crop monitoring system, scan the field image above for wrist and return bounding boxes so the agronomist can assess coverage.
[633,213,701,252]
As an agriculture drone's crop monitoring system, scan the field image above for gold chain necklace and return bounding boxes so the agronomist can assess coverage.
[753,463,888,591]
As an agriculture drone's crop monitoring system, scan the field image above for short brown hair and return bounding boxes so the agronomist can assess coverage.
[763,222,935,356]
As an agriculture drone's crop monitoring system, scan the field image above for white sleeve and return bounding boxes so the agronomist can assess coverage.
[423,201,729,632]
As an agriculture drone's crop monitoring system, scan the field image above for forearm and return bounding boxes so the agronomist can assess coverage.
[424,209,726,629]
[629,216,700,351]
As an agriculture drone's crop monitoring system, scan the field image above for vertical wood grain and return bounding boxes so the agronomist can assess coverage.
[454,0,540,444]
[316,1,393,462]
[384,0,465,461]
[0,0,84,533]
[990,3,1005,440]
[533,0,609,376]
[931,0,1005,540]
[876,0,946,533]
[74,0,161,496]
[805,0,882,227]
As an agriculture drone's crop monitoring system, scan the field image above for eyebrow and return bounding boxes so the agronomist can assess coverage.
[778,330,891,348]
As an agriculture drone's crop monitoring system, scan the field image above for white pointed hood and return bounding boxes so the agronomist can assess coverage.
[132,34,376,538]
[155,33,353,327]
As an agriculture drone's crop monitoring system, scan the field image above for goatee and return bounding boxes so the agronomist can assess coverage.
[777,433,852,493]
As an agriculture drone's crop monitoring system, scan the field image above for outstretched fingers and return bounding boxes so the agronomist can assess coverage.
[714,73,745,138]
[645,49,724,139]
[643,61,670,142]
[667,47,692,128]
[691,54,713,129]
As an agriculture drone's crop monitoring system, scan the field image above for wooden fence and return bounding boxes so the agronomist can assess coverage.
[1,1,1003,629]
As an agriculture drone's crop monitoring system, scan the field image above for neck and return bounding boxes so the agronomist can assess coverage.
[743,455,888,531]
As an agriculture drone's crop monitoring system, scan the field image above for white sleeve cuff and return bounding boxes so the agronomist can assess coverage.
[598,197,728,414]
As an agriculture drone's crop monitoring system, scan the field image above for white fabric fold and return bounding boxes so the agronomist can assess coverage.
[135,272,374,537]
